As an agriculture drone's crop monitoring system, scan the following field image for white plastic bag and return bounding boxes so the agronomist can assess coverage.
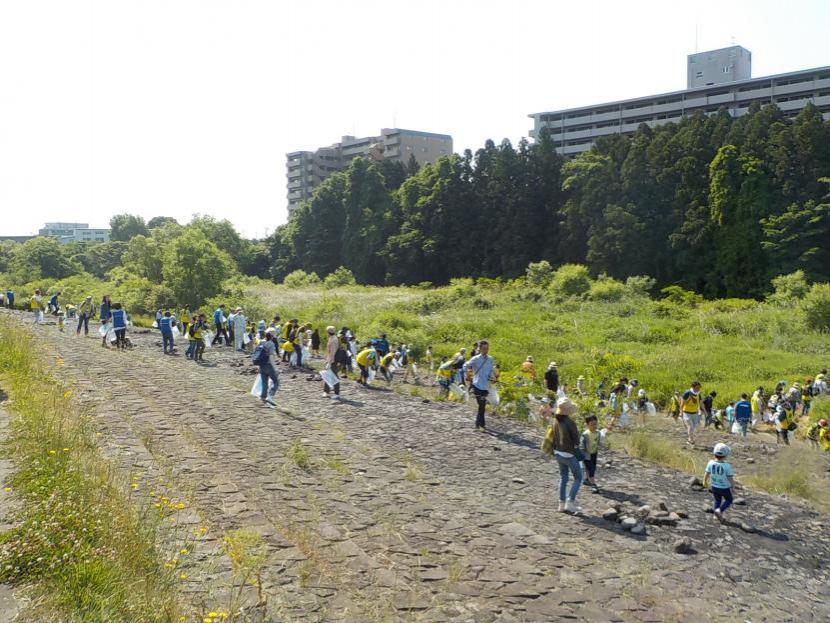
[151,320,158,329]
[106,328,116,343]
[486,388,500,407]
[37,311,44,323]
[449,383,464,400]
[251,375,263,397]
[368,367,376,383]
[321,368,339,389]
[243,333,251,345]
[731,420,741,435]
[171,326,181,338]
[352,360,359,372]
[411,363,418,375]
[98,323,108,337]
[302,346,311,361]
[203,332,213,349]
[646,402,657,417]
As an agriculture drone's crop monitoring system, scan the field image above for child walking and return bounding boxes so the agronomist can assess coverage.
[703,443,734,522]
[579,415,604,492]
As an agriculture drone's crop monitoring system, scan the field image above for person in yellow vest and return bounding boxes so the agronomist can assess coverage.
[680,381,703,445]
[30,288,44,325]
[668,391,681,422]
[819,420,830,453]
[355,347,378,386]
[521,356,537,381]
[379,350,396,383]
[281,319,296,362]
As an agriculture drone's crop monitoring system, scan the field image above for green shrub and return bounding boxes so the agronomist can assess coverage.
[283,270,321,288]
[802,283,830,332]
[624,275,656,298]
[550,264,591,297]
[525,260,553,287]
[323,266,356,288]
[767,270,810,306]
[660,285,703,307]
[588,277,626,302]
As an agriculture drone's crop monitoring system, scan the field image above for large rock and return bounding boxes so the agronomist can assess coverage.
[673,537,694,554]
[621,517,638,530]
[602,508,619,521]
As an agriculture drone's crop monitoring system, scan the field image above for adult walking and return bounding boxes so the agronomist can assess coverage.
[30,289,44,324]
[47,291,61,315]
[5,289,14,308]
[110,302,128,351]
[734,393,752,438]
[159,310,175,354]
[76,296,94,336]
[323,325,341,399]
[549,397,583,513]
[212,304,229,345]
[99,295,112,347]
[544,362,559,395]
[254,328,279,407]
[233,307,246,352]
[463,340,496,432]
[680,381,703,445]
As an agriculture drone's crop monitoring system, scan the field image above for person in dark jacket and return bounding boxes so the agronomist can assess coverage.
[544,362,560,394]
[99,295,112,347]
[550,397,582,513]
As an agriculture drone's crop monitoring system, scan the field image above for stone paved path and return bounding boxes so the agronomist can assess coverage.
[6,312,830,622]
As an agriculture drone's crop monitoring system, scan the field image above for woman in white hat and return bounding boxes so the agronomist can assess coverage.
[550,397,583,513]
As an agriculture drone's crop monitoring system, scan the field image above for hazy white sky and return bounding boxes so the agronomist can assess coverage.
[1,0,829,239]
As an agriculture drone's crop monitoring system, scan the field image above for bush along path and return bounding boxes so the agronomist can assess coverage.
[5,310,830,622]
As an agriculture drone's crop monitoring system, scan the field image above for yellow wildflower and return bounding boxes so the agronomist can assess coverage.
[48,450,57,455]
[3,487,11,493]
[179,573,188,580]
[131,484,139,490]
[63,389,72,398]
[174,502,185,510]
[180,548,189,555]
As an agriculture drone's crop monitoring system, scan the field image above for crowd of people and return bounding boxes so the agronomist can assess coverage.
[8,287,830,520]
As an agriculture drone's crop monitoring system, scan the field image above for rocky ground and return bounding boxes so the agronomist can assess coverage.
[2,310,829,622]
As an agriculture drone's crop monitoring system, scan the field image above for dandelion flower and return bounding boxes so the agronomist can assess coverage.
[63,390,72,398]
[131,484,139,490]
[179,573,188,580]
[199,527,207,534]
[48,450,57,455]
[174,502,185,510]
[208,613,218,618]
[3,487,10,493]
[180,548,189,555]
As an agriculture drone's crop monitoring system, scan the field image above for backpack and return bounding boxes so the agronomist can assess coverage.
[251,343,269,365]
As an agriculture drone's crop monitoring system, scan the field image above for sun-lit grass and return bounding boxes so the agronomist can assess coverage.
[622,430,706,474]
[0,318,180,622]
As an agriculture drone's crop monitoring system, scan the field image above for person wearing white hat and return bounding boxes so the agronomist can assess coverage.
[233,307,247,352]
[703,443,734,522]
[549,397,583,513]
[76,295,95,336]
[544,362,559,395]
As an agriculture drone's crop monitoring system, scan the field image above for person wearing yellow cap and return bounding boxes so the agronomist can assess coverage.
[355,347,378,386]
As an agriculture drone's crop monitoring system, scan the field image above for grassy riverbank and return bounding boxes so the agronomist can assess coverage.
[0,318,180,623]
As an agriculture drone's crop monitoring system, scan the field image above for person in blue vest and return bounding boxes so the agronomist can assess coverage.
[159,310,175,354]
[99,295,112,348]
[211,304,229,346]
[47,291,61,315]
[5,290,14,308]
[110,302,128,351]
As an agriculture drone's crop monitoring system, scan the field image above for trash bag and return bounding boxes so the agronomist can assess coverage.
[368,367,376,383]
[321,369,339,389]
[37,311,44,323]
[98,323,108,337]
[302,346,311,361]
[351,360,359,372]
[251,375,263,397]
[449,383,464,401]
[646,402,657,417]
[106,328,116,343]
[243,333,251,345]
[731,420,741,435]
[411,363,418,375]
[171,326,181,338]
[203,332,213,349]
[487,388,500,407]
[289,351,297,367]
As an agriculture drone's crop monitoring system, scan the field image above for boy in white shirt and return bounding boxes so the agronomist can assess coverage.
[703,443,734,522]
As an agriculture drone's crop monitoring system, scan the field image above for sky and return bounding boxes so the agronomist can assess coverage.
[1,1,829,239]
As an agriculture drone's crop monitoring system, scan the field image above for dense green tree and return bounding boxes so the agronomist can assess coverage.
[109,213,150,241]
[188,215,245,261]
[762,200,830,283]
[10,237,79,281]
[161,228,234,307]
[78,241,128,279]
[147,216,180,229]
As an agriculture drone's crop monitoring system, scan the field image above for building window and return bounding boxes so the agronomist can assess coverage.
[722,65,732,73]
[696,71,703,78]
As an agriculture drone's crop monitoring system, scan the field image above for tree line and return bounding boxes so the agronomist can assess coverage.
[272,102,830,298]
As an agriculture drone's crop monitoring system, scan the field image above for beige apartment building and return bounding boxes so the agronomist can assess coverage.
[287,128,453,214]
[530,46,830,156]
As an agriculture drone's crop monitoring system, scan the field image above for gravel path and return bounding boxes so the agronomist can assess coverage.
[7,311,830,622]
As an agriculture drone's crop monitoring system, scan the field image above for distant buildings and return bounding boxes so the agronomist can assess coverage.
[530,45,830,156]
[287,128,453,214]
[38,222,110,244]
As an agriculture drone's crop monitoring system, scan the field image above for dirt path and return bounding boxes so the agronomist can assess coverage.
[7,311,830,622]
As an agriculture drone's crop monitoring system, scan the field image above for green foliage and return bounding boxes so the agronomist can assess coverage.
[10,237,79,281]
[550,264,591,297]
[588,276,626,302]
[525,260,553,287]
[147,216,179,229]
[660,285,703,307]
[767,270,810,306]
[625,275,656,297]
[283,269,321,288]
[801,283,830,332]
[109,213,150,241]
[323,266,356,288]
[161,228,235,308]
